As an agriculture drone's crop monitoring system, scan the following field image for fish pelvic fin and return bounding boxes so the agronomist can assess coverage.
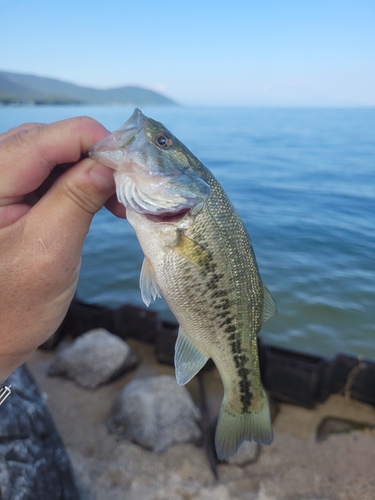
[140,256,161,307]
[215,390,273,461]
[174,328,209,385]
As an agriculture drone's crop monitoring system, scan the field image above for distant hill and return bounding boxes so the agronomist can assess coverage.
[0,70,177,106]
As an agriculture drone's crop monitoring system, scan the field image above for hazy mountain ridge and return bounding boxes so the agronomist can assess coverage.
[0,71,177,106]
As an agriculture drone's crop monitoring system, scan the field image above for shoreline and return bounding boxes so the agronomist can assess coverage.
[27,338,375,500]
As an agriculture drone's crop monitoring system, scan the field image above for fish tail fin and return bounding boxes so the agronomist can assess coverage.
[215,390,273,461]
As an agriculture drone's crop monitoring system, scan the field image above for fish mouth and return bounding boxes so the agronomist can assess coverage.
[144,208,190,223]
[88,108,146,171]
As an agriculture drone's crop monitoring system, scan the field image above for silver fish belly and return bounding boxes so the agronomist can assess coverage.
[89,109,277,460]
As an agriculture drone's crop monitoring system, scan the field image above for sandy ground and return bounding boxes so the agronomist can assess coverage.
[27,339,375,500]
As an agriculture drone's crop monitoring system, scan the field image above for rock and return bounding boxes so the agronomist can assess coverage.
[316,416,375,442]
[48,328,138,389]
[227,440,259,465]
[69,443,217,500]
[0,366,82,500]
[108,375,202,452]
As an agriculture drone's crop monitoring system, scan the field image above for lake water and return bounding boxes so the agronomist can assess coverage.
[1,106,374,359]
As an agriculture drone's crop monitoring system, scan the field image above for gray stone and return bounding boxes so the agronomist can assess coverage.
[0,366,81,500]
[227,440,259,465]
[108,375,202,452]
[70,443,217,500]
[48,328,138,389]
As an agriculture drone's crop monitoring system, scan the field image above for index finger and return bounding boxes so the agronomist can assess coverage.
[0,122,46,141]
[0,117,109,199]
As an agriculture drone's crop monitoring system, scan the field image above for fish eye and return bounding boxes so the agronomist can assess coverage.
[156,133,173,148]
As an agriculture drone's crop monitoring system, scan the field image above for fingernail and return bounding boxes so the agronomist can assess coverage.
[89,163,115,190]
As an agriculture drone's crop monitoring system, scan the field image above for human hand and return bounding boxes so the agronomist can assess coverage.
[0,117,124,382]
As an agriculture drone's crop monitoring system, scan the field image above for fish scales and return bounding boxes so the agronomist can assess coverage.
[177,171,263,406]
[88,109,276,460]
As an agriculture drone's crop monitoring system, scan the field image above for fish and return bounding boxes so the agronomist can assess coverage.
[88,109,277,460]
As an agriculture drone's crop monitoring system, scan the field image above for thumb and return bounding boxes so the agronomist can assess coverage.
[56,158,116,219]
[28,158,116,253]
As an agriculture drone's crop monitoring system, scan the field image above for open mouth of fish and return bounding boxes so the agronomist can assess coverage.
[144,208,190,223]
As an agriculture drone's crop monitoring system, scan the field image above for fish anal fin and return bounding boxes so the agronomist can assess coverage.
[173,231,211,270]
[140,256,161,307]
[215,390,273,460]
[262,284,277,323]
[174,328,209,385]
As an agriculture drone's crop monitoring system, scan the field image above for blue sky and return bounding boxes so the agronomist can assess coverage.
[1,0,374,106]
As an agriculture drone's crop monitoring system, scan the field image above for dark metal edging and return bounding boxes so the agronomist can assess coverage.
[40,299,375,409]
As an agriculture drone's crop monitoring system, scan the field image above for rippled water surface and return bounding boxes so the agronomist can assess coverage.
[1,106,374,358]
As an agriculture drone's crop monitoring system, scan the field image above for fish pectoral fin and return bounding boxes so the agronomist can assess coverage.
[173,231,211,270]
[174,328,209,385]
[140,256,161,307]
[262,284,277,323]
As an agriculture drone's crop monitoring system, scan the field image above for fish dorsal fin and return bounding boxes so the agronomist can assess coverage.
[262,284,277,323]
[173,231,211,270]
[174,328,209,385]
[140,256,161,307]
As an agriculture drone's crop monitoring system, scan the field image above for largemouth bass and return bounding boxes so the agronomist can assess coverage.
[89,109,277,459]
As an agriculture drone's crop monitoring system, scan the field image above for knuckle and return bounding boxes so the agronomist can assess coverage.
[62,179,101,214]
